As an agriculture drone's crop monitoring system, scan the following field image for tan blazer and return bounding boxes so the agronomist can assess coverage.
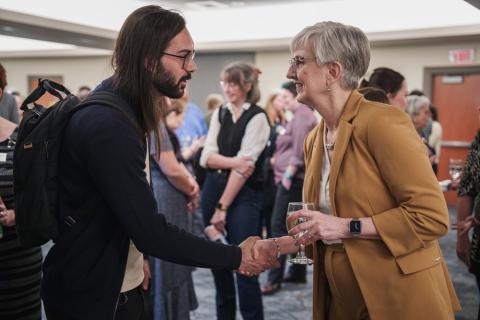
[304,91,460,320]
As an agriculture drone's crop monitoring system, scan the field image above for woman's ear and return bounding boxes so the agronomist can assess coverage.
[328,62,342,81]
[244,82,252,93]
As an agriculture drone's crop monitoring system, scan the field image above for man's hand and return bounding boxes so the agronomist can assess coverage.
[210,208,227,232]
[237,237,280,276]
[142,259,151,290]
[252,239,281,268]
[0,209,15,227]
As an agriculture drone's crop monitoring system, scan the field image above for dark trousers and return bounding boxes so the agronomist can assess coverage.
[44,285,152,320]
[201,172,264,320]
[261,172,277,238]
[267,179,306,285]
[115,286,153,320]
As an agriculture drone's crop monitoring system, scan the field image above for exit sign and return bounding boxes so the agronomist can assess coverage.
[448,49,475,64]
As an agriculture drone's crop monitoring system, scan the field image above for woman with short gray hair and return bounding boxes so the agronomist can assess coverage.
[406,95,431,129]
[406,94,438,169]
[252,21,460,319]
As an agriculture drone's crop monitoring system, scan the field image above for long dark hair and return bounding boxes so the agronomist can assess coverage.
[111,5,185,151]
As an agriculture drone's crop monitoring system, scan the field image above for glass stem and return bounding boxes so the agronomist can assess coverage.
[298,244,306,258]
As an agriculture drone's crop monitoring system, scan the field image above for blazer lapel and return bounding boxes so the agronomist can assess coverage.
[305,123,324,209]
[328,90,363,216]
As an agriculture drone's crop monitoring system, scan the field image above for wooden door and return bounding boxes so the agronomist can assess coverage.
[431,72,480,205]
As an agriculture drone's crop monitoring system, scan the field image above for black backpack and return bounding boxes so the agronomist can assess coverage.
[13,79,139,247]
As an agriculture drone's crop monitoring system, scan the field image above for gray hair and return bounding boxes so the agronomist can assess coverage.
[290,21,370,89]
[406,95,430,117]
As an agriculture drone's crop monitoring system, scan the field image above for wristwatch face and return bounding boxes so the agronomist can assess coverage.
[349,219,361,235]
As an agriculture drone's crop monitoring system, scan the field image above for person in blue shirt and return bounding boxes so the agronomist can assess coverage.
[175,89,208,150]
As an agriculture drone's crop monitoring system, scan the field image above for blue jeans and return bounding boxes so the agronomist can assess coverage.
[201,171,264,320]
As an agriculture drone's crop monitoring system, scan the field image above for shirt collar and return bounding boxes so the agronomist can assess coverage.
[224,102,251,112]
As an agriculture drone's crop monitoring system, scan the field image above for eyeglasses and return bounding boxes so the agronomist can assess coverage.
[219,81,239,89]
[289,56,317,70]
[162,50,195,69]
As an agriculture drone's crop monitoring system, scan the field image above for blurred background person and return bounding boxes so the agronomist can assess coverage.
[455,106,480,320]
[360,66,408,110]
[11,91,24,121]
[167,98,206,239]
[406,94,437,172]
[175,88,207,152]
[200,62,270,320]
[76,85,91,101]
[409,89,443,175]
[0,63,19,124]
[0,116,42,320]
[261,91,286,239]
[261,81,316,295]
[205,93,224,129]
[149,97,201,320]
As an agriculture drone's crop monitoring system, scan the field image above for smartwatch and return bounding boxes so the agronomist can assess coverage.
[216,202,228,211]
[349,219,361,237]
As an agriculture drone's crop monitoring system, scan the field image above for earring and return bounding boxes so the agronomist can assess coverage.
[326,81,331,92]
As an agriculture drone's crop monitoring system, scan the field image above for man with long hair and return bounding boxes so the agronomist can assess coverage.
[41,6,278,320]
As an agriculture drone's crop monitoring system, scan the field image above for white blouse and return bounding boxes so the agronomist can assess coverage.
[200,102,270,168]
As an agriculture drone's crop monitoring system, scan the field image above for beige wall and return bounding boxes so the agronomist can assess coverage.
[255,40,480,105]
[1,56,111,96]
[3,40,480,104]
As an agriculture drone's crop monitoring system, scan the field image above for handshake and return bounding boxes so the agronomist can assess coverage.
[204,225,282,276]
[237,236,281,277]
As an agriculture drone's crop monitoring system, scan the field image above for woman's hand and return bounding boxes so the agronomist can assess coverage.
[186,177,200,211]
[190,136,206,153]
[0,209,16,227]
[211,208,227,232]
[452,216,478,236]
[233,156,254,178]
[287,210,349,245]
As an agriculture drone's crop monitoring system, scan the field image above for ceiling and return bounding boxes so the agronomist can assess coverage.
[0,0,480,57]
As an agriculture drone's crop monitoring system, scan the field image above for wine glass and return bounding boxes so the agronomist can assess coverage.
[286,202,314,265]
[448,158,463,181]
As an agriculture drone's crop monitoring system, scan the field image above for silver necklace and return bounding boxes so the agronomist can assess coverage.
[325,141,335,151]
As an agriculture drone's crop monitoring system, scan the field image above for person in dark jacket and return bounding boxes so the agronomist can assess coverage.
[41,6,278,320]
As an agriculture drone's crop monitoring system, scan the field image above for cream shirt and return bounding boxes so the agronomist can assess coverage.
[319,125,342,245]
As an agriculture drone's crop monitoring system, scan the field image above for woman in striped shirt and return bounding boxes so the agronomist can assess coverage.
[0,116,43,320]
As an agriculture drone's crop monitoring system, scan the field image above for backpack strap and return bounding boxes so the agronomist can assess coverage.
[60,91,144,233]
[75,91,143,137]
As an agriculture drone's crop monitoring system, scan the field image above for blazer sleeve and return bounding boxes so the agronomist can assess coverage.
[367,109,449,258]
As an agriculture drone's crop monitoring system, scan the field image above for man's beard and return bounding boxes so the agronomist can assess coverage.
[152,64,191,99]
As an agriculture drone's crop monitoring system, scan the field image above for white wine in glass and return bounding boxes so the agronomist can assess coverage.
[448,158,463,180]
[286,202,314,265]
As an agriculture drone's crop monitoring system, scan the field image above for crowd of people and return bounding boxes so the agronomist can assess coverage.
[0,4,478,320]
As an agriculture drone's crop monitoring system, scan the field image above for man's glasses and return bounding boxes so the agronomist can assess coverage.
[162,50,195,69]
[288,56,317,71]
